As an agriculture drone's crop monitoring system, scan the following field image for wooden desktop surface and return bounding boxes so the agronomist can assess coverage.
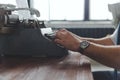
[0,51,93,80]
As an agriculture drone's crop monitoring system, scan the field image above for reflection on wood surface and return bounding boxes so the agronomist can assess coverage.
[0,51,93,80]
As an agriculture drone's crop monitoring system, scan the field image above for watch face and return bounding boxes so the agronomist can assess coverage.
[80,41,90,49]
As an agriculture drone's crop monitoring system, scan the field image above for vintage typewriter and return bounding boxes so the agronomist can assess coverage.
[0,4,68,57]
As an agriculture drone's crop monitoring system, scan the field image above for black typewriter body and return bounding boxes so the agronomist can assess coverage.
[0,4,68,58]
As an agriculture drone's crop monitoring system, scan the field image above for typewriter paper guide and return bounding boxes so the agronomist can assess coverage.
[40,28,53,36]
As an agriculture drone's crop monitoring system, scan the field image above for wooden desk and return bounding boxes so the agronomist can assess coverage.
[0,51,93,80]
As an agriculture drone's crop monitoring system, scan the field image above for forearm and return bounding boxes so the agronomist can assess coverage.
[83,42,120,69]
[73,33,114,45]
[80,36,114,45]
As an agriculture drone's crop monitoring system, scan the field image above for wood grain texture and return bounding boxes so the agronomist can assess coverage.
[0,51,93,80]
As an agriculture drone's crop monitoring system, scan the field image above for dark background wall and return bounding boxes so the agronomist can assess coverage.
[67,28,115,38]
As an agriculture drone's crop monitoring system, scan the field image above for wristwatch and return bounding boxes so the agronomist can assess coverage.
[79,40,90,53]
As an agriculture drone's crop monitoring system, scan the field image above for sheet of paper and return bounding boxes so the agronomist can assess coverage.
[16,0,31,20]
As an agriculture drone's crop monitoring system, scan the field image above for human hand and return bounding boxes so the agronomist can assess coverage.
[54,29,82,51]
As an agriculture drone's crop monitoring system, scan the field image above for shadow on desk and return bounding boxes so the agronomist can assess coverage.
[0,51,93,80]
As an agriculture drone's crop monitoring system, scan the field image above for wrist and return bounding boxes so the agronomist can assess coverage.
[78,40,90,54]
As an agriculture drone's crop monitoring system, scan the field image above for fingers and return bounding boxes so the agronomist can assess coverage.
[54,39,65,48]
[54,38,63,45]
[55,28,69,39]
[54,28,72,43]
